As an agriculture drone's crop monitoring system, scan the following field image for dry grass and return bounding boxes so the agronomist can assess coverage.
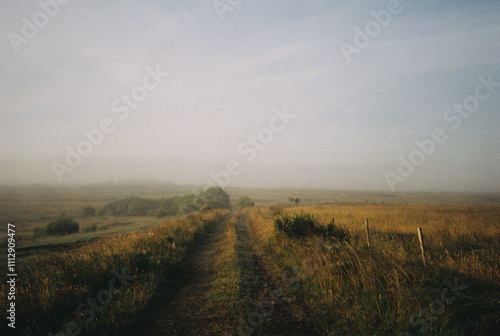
[0,210,227,336]
[208,213,243,313]
[1,184,499,335]
[244,204,500,335]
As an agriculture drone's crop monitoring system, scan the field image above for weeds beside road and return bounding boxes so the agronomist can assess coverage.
[3,203,499,335]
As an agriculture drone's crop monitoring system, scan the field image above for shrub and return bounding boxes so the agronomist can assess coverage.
[274,212,317,238]
[315,218,349,241]
[82,206,96,217]
[45,216,79,236]
[274,213,349,241]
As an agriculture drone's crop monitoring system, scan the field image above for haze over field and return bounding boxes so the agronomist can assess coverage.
[1,1,499,192]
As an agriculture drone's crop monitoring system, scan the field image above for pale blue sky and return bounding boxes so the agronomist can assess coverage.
[0,0,499,191]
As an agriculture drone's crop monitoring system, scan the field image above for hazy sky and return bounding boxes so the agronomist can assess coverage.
[1,0,499,192]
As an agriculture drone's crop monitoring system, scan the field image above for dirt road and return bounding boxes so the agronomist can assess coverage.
[141,212,322,335]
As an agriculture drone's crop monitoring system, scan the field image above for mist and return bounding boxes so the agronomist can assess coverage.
[1,1,499,192]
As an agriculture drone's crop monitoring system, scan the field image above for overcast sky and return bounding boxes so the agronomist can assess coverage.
[0,0,499,192]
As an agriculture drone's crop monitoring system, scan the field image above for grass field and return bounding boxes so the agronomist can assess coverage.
[1,183,497,243]
[0,184,499,335]
[244,204,500,335]
[1,209,227,335]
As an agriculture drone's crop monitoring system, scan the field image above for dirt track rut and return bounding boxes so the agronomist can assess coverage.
[141,212,323,336]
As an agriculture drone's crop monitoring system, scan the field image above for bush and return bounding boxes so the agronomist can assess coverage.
[45,216,79,236]
[82,206,96,217]
[274,213,317,238]
[315,218,349,241]
[274,213,349,241]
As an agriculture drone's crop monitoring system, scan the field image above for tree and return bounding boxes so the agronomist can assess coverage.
[234,196,255,209]
[294,198,300,204]
[82,206,96,217]
[198,187,231,209]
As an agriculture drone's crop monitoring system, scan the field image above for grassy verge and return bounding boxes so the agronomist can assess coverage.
[244,205,500,335]
[207,214,243,312]
[0,210,226,336]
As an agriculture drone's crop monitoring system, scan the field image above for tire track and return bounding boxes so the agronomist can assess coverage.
[232,213,323,336]
[140,214,236,336]
[139,212,323,335]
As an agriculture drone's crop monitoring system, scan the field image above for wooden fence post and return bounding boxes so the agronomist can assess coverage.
[417,227,426,266]
[365,219,371,246]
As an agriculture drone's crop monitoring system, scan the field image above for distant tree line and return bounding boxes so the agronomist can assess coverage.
[97,187,236,218]
[33,188,255,239]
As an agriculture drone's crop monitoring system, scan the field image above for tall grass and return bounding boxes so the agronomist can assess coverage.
[0,210,226,336]
[244,204,500,335]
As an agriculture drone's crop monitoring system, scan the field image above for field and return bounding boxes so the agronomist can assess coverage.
[0,184,499,335]
[245,204,500,335]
